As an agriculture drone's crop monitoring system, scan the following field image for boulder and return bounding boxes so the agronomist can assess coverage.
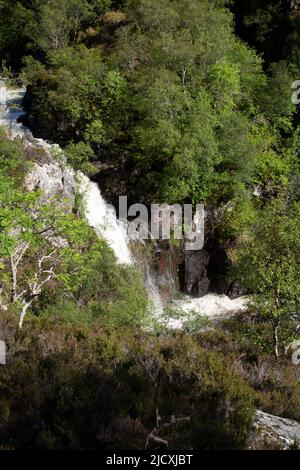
[249,410,300,449]
[185,250,211,297]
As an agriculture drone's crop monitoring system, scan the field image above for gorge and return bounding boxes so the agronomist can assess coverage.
[0,78,248,328]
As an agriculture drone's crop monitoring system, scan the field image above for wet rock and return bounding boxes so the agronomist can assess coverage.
[227,282,244,299]
[155,244,184,303]
[184,250,211,297]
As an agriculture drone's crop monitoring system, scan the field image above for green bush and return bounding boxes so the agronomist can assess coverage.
[0,321,255,450]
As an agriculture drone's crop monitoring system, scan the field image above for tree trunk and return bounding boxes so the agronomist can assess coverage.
[19,301,32,330]
[10,255,17,302]
[273,322,280,359]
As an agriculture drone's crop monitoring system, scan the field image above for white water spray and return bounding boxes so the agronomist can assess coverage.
[0,81,30,139]
[174,293,249,319]
[144,265,164,316]
[77,173,132,264]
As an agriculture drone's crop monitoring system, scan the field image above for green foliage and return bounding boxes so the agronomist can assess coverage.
[0,130,147,328]
[231,198,300,355]
[113,0,270,203]
[1,0,295,215]
[0,127,26,175]
[11,0,289,208]
[32,0,93,52]
[257,61,297,126]
[44,243,149,328]
[0,0,112,60]
[231,0,300,64]
[0,320,255,449]
[65,141,96,173]
[21,45,128,150]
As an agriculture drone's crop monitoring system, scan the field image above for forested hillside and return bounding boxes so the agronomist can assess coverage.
[0,0,300,450]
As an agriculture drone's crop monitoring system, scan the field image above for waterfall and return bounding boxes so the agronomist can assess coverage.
[0,80,6,105]
[0,78,248,327]
[0,79,132,266]
[77,173,132,264]
[0,79,162,312]
[0,80,29,139]
[144,265,164,316]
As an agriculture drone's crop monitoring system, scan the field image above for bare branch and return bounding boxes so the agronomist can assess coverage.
[145,410,190,449]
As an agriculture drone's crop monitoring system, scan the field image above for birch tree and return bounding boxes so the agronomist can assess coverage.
[0,174,93,328]
[231,199,300,358]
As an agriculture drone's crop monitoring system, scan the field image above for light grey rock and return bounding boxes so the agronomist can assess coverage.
[0,339,6,365]
[25,161,76,205]
[249,410,300,449]
[24,155,77,248]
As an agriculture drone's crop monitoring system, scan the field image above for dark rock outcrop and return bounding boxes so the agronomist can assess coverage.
[184,250,211,297]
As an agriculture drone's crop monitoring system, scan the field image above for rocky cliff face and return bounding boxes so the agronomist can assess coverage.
[25,152,76,206]
[184,249,211,297]
[1,79,77,209]
[150,208,238,303]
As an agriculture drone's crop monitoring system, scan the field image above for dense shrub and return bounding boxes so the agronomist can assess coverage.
[0,316,255,450]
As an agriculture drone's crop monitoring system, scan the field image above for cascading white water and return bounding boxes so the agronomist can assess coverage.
[0,81,6,105]
[0,79,132,265]
[0,80,29,139]
[174,293,249,318]
[144,265,164,315]
[77,173,132,264]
